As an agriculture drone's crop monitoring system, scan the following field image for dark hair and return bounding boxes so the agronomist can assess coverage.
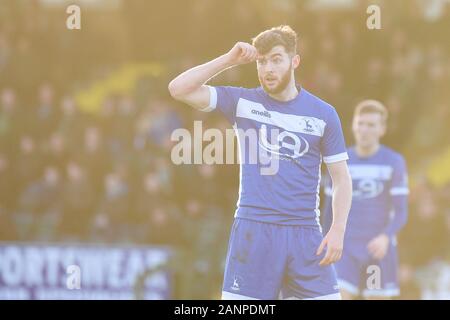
[252,25,298,55]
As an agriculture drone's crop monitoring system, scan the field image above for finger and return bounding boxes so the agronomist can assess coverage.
[333,250,342,263]
[367,243,377,255]
[239,47,247,58]
[319,255,331,266]
[238,42,248,51]
[327,250,338,265]
[244,50,253,61]
[372,248,382,260]
[245,44,255,52]
[239,44,248,55]
[244,44,253,54]
[372,245,381,254]
[319,248,333,266]
[336,250,343,262]
[246,45,256,56]
[242,48,252,61]
[330,248,343,264]
[316,239,327,256]
[374,248,385,260]
[247,47,256,60]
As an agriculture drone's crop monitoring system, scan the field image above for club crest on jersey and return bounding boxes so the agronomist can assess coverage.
[303,119,315,133]
[231,276,243,292]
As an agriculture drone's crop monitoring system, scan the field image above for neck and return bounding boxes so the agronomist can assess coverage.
[355,143,380,158]
[268,78,298,102]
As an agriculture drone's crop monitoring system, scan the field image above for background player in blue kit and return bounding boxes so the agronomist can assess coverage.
[322,100,409,299]
[169,25,353,300]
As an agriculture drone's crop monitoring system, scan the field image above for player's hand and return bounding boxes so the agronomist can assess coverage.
[367,233,389,260]
[225,42,259,66]
[316,224,345,266]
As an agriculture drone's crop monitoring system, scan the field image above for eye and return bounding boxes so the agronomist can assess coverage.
[272,57,282,64]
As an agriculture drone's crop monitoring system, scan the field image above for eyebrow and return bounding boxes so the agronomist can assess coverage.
[259,53,283,60]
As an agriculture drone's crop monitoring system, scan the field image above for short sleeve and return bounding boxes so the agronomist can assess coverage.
[321,107,349,164]
[203,86,242,124]
[390,156,409,196]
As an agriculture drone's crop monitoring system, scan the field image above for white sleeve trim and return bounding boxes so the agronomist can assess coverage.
[199,85,217,112]
[390,187,409,196]
[323,152,349,164]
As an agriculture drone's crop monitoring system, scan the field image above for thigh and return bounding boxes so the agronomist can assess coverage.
[334,243,365,297]
[362,243,400,298]
[222,218,287,300]
[281,226,340,300]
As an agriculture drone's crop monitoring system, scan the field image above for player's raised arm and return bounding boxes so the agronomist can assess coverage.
[168,42,259,111]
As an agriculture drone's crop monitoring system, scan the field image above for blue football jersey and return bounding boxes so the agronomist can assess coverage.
[322,145,409,239]
[203,85,348,226]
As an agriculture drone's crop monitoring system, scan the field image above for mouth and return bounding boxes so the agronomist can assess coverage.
[264,76,277,84]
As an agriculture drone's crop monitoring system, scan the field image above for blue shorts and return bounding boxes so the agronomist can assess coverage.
[222,218,341,300]
[335,237,400,298]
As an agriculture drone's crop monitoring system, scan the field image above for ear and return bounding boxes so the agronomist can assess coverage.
[292,54,301,69]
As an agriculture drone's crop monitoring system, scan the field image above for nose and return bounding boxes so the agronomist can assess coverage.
[359,125,371,135]
[260,60,275,73]
[266,63,275,73]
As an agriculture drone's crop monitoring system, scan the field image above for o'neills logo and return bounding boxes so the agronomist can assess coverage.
[251,109,271,118]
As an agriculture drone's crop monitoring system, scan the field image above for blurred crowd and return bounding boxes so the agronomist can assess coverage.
[0,82,238,298]
[0,0,449,299]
